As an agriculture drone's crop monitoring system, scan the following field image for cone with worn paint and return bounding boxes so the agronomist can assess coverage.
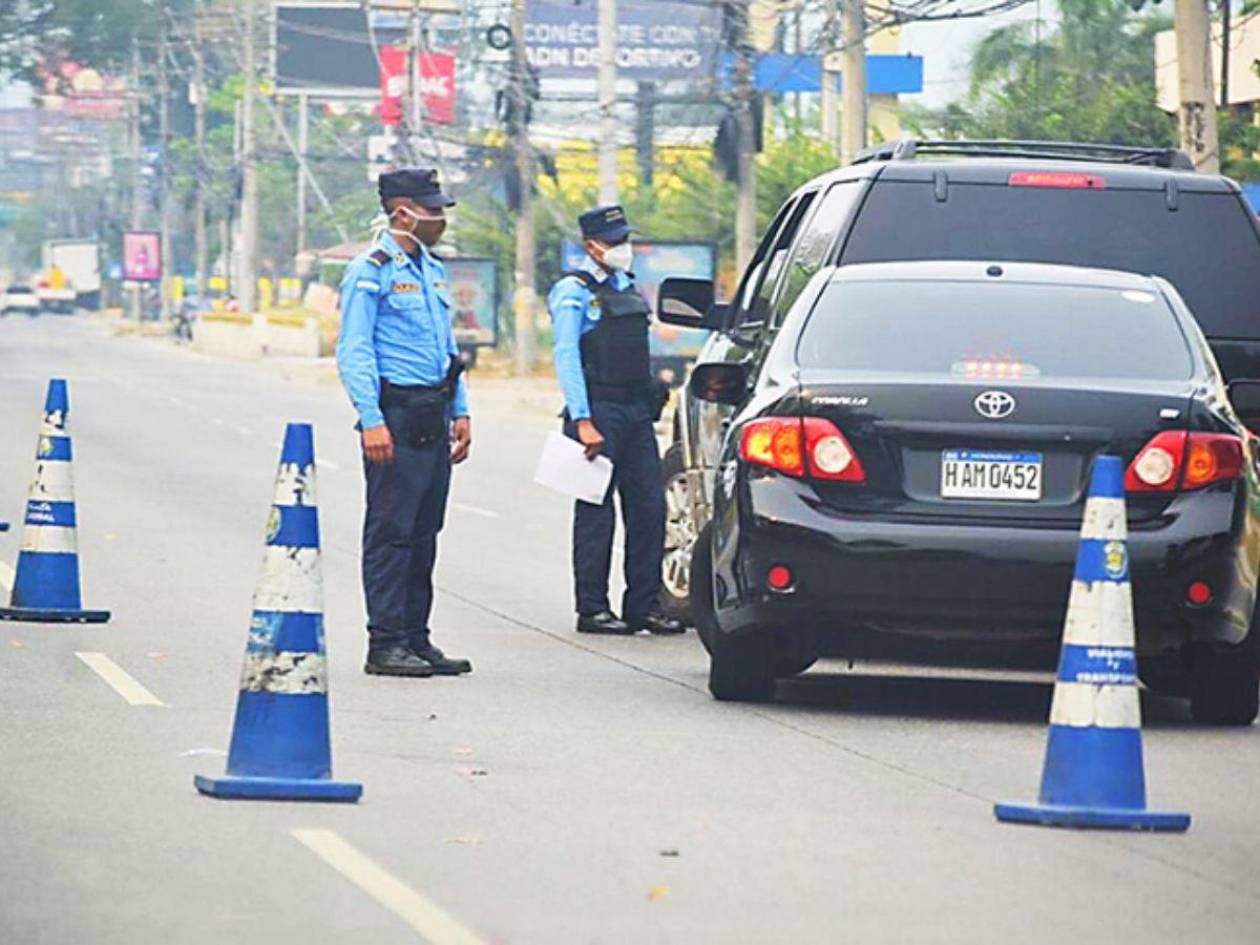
[195,423,361,802]
[995,456,1190,831]
[0,379,110,624]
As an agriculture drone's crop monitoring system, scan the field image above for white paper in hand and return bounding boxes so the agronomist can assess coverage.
[534,431,614,505]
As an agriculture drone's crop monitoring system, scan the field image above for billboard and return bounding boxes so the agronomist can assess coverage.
[444,257,498,348]
[122,231,161,282]
[379,47,457,125]
[561,240,715,366]
[273,3,405,95]
[525,0,721,80]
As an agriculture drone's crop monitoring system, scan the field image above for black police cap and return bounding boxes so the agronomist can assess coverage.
[378,167,456,209]
[579,204,633,243]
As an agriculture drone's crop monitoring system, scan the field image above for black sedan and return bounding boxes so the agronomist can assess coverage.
[684,261,1260,724]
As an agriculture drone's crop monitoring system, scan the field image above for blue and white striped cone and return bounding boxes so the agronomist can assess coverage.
[995,456,1190,831]
[0,379,110,624]
[194,423,361,802]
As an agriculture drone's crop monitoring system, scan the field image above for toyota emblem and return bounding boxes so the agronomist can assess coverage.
[974,390,1016,419]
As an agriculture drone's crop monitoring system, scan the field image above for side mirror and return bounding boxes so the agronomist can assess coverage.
[689,362,749,406]
[658,277,725,330]
[1228,379,1260,428]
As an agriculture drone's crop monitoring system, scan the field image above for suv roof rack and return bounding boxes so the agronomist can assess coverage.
[852,139,1196,171]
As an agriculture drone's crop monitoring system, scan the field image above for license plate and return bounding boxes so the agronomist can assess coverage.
[941,449,1042,501]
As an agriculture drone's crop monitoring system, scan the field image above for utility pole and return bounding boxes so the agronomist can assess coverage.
[839,0,867,166]
[238,0,259,312]
[404,1,423,164]
[296,95,309,257]
[511,0,536,375]
[597,0,618,204]
[635,81,655,188]
[732,0,757,274]
[129,39,143,321]
[1221,0,1231,110]
[158,8,173,322]
[820,0,838,152]
[1174,0,1220,173]
[192,4,208,307]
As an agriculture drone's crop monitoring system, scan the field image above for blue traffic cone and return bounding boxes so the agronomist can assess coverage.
[195,423,361,802]
[0,379,110,624]
[995,456,1190,831]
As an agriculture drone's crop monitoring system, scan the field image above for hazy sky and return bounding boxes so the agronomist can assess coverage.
[902,4,1051,107]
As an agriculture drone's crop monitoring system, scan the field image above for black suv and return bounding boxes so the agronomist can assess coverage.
[656,140,1260,716]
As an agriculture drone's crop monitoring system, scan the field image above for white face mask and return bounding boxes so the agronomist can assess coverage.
[602,241,633,272]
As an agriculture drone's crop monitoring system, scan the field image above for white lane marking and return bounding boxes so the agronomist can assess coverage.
[0,559,14,597]
[451,503,499,520]
[293,829,486,945]
[74,652,166,707]
[315,458,340,472]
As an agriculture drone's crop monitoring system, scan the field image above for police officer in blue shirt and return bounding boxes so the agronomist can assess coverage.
[548,205,685,636]
[337,168,474,678]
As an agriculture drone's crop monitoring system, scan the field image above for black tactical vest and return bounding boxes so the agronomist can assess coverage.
[566,271,653,403]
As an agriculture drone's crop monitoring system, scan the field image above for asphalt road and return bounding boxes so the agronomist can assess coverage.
[1,315,1258,945]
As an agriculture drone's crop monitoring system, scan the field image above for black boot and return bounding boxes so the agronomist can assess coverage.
[365,647,436,677]
[409,637,473,675]
[576,610,634,635]
[633,612,687,635]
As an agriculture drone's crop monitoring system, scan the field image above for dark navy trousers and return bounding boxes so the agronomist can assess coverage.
[361,405,451,652]
[564,399,665,623]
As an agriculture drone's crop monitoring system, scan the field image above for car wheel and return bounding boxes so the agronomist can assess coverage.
[690,521,717,654]
[660,443,697,625]
[1137,657,1187,699]
[709,628,776,702]
[1189,646,1259,725]
[773,632,819,678]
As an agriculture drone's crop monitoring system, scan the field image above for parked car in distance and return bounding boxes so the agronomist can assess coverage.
[1,284,41,316]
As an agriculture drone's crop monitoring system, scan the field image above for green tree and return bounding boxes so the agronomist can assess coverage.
[912,0,1176,147]
[0,0,191,81]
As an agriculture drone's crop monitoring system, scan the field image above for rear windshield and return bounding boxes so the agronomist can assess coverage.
[797,280,1194,380]
[840,182,1260,339]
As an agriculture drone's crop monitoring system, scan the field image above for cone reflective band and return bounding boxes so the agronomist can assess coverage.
[0,379,110,624]
[195,423,361,802]
[995,456,1189,831]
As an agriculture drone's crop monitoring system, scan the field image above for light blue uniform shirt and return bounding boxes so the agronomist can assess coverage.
[336,232,470,430]
[547,255,634,421]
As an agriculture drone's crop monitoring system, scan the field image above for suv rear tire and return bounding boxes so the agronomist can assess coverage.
[1189,646,1259,725]
[660,444,696,625]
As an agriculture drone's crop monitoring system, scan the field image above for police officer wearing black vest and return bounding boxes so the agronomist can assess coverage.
[546,206,685,636]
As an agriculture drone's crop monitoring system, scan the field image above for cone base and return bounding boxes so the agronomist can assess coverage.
[0,606,111,624]
[994,801,1190,831]
[194,773,362,802]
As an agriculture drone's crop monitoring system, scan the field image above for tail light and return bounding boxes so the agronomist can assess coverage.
[1125,431,1243,492]
[740,417,866,483]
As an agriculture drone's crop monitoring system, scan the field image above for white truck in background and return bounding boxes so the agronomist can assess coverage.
[38,239,101,312]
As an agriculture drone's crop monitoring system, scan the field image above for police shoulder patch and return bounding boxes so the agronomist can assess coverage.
[367,249,391,267]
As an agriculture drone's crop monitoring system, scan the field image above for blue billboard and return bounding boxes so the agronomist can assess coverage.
[525,0,721,81]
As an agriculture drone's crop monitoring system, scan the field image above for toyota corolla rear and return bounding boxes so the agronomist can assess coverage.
[713,263,1260,672]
